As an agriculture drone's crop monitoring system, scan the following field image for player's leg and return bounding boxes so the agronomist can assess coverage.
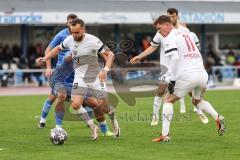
[151,83,167,126]
[39,93,56,128]
[192,87,226,136]
[188,92,208,124]
[54,90,67,129]
[84,97,113,137]
[152,93,180,142]
[93,79,120,137]
[152,79,189,142]
[71,94,99,140]
[179,98,186,113]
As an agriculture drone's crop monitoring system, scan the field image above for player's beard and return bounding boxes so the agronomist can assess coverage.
[74,34,84,42]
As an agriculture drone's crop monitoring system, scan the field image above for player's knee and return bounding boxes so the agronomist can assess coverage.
[72,102,80,110]
[192,98,201,106]
[156,90,164,97]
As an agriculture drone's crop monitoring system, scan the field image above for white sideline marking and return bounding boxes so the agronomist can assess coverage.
[34,116,40,119]
[0,148,5,151]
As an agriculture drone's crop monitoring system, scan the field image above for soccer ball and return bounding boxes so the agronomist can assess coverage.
[50,128,68,145]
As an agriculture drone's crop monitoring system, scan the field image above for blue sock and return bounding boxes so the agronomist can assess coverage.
[41,99,53,119]
[99,121,108,133]
[55,111,65,127]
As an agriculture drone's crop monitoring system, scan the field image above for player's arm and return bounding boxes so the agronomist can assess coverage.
[36,36,70,65]
[98,49,115,82]
[44,45,53,78]
[163,36,179,83]
[36,45,62,65]
[130,32,160,64]
[130,45,158,64]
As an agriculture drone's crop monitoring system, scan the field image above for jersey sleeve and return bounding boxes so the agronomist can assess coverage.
[92,36,107,54]
[150,32,162,47]
[49,31,64,49]
[164,35,179,60]
[59,36,71,50]
[190,32,200,49]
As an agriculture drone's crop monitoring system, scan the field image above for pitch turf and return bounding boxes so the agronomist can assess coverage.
[0,90,239,160]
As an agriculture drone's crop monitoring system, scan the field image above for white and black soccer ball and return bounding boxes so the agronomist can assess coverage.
[50,128,68,145]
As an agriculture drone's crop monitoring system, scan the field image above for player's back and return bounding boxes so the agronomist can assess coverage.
[165,29,205,79]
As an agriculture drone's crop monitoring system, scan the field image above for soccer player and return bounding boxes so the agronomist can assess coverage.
[47,53,114,137]
[130,9,208,126]
[150,15,225,142]
[38,13,77,128]
[167,8,207,120]
[37,18,117,140]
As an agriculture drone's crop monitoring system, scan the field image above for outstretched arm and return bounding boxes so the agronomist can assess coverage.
[36,45,62,65]
[130,45,157,64]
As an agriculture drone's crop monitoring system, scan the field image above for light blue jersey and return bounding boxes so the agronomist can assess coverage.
[49,28,71,67]
[48,28,74,85]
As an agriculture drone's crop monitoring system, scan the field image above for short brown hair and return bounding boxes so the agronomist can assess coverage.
[167,8,178,16]
[67,13,77,20]
[71,18,85,27]
[154,15,172,25]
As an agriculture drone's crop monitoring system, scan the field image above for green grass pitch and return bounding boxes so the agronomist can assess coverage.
[0,90,239,160]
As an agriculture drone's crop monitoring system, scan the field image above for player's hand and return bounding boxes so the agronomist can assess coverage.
[98,70,108,82]
[36,57,46,66]
[130,56,141,64]
[45,68,52,78]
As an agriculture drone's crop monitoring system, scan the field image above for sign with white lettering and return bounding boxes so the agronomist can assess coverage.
[0,12,239,24]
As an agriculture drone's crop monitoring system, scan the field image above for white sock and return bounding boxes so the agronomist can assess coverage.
[40,117,46,123]
[56,125,62,128]
[153,96,162,119]
[76,107,94,126]
[180,98,186,112]
[197,100,218,120]
[162,103,173,136]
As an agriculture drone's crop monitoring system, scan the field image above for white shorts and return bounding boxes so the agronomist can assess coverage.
[71,77,107,99]
[173,71,208,99]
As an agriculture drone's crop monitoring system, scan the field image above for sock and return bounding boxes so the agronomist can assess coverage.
[153,96,162,119]
[99,120,108,133]
[40,99,53,123]
[76,106,94,126]
[55,111,64,128]
[197,100,218,120]
[179,98,186,112]
[162,103,173,136]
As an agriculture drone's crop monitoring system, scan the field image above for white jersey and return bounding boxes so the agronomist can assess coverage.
[190,32,200,50]
[163,28,205,81]
[177,24,200,50]
[60,33,106,83]
[176,24,190,33]
[151,32,170,79]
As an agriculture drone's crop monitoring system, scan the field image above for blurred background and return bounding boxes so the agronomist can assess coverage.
[0,0,240,90]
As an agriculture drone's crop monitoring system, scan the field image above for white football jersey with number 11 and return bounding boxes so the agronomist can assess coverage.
[163,28,205,81]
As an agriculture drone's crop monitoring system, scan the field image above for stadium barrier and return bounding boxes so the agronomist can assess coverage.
[0,66,239,87]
